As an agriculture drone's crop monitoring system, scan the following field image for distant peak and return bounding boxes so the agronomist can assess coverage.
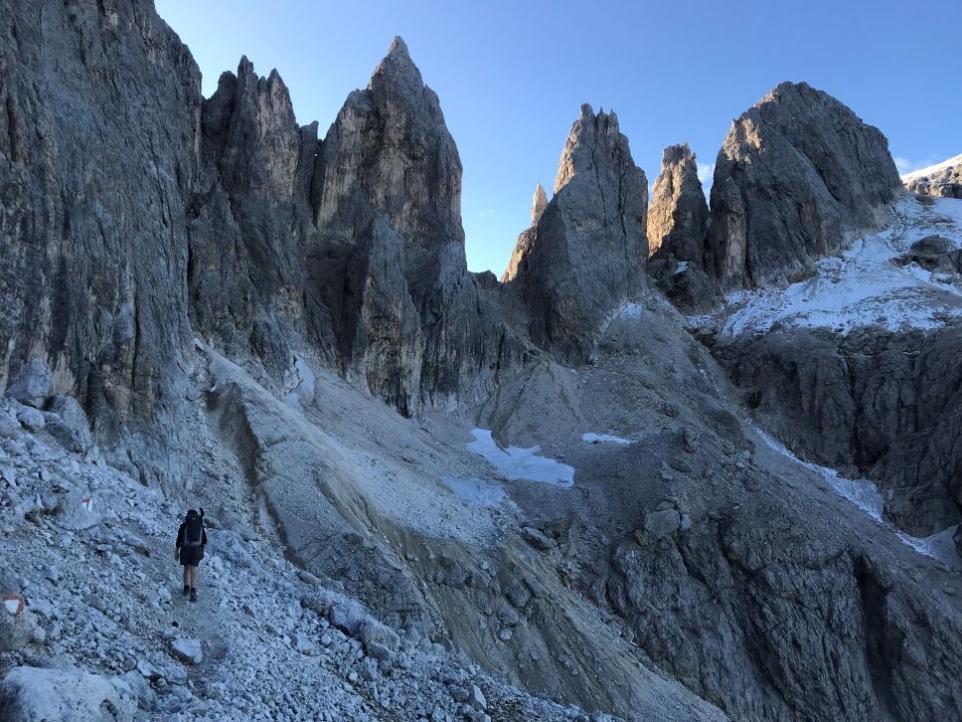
[531,183,548,225]
[554,104,627,193]
[388,36,410,59]
[662,143,695,167]
[370,35,424,93]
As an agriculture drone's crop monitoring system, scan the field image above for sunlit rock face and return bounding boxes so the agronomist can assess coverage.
[646,144,713,310]
[705,82,902,290]
[502,184,549,284]
[310,37,523,411]
[648,144,709,262]
[531,183,548,225]
[504,105,648,358]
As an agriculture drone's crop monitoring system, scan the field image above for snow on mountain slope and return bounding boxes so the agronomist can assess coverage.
[902,154,962,182]
[692,196,962,337]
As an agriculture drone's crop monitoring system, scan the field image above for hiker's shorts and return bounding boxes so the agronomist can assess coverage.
[179,546,204,567]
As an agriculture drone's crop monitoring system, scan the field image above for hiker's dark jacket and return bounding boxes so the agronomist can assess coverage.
[175,523,208,548]
[176,522,207,566]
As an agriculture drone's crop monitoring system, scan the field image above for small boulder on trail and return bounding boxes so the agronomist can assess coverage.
[0,666,137,722]
[5,361,54,409]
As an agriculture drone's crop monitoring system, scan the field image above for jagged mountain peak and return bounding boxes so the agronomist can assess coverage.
[661,142,696,166]
[554,103,630,195]
[368,35,427,98]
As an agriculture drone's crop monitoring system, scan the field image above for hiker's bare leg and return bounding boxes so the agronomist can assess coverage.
[189,566,198,588]
[182,565,190,588]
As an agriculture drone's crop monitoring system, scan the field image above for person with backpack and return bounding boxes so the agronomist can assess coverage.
[175,509,207,602]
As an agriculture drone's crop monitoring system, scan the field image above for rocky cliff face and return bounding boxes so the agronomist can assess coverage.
[311,37,523,411]
[189,57,321,379]
[705,82,902,289]
[904,154,962,199]
[0,0,200,444]
[189,39,522,415]
[646,144,713,309]
[504,105,648,358]
[717,325,962,536]
[648,144,709,262]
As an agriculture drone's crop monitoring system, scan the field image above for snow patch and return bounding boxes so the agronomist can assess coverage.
[901,153,962,182]
[618,302,643,320]
[673,261,689,276]
[466,429,574,488]
[442,476,507,508]
[699,197,962,337]
[287,355,316,409]
[581,432,632,446]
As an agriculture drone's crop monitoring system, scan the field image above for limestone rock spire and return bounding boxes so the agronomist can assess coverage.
[531,183,547,225]
[503,104,648,358]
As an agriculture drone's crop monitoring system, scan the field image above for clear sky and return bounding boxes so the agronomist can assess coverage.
[156,0,961,275]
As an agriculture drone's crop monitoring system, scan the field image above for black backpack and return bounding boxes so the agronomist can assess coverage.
[184,509,204,547]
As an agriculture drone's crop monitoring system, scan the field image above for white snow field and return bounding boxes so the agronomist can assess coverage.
[466,428,575,487]
[695,196,962,337]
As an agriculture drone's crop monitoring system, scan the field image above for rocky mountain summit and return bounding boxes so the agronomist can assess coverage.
[2,1,961,721]
[646,144,712,309]
[704,81,903,289]
[503,105,648,358]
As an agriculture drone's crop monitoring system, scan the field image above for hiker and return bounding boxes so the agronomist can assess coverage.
[175,508,207,602]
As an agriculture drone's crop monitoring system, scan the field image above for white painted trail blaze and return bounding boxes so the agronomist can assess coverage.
[581,432,632,446]
[755,426,957,564]
[466,429,574,488]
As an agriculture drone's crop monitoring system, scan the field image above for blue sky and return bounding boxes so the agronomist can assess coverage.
[156,0,961,275]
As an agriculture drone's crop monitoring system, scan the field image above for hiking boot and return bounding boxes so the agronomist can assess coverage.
[190,588,197,602]
[183,585,190,596]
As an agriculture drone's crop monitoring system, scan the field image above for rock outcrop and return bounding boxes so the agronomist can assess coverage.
[501,184,549,284]
[716,325,962,536]
[310,37,523,410]
[188,56,320,375]
[903,154,962,199]
[648,144,709,262]
[705,82,902,289]
[504,105,648,357]
[0,0,200,438]
[531,183,548,225]
[646,144,713,309]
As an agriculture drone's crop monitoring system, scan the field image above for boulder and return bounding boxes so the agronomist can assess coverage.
[170,637,203,665]
[0,594,35,651]
[0,666,136,722]
[642,508,681,541]
[42,396,93,453]
[5,361,53,408]
[521,526,555,551]
[15,406,44,432]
